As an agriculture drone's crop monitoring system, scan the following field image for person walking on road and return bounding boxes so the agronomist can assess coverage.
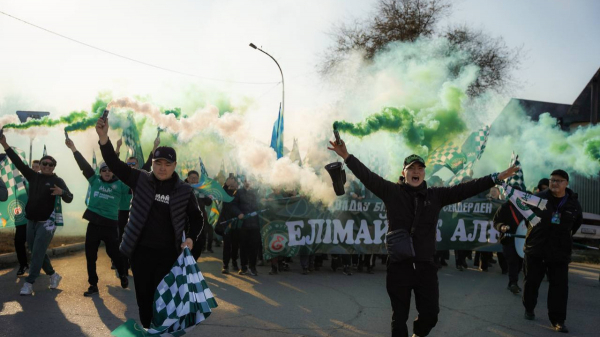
[328,138,518,337]
[1,134,73,296]
[96,117,204,328]
[65,138,130,296]
[522,170,582,333]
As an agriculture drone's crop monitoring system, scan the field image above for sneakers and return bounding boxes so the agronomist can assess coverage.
[248,269,258,276]
[120,275,129,289]
[509,283,520,294]
[239,269,247,275]
[17,265,29,276]
[343,266,352,276]
[20,282,33,296]
[232,262,240,272]
[221,266,230,274]
[49,273,62,289]
[551,322,569,333]
[524,310,535,320]
[84,285,99,297]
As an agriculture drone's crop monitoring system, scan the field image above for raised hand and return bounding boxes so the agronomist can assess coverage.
[327,139,350,160]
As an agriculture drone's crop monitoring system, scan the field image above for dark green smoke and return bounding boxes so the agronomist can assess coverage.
[4,110,88,129]
[334,106,467,151]
[585,138,600,161]
[64,97,110,132]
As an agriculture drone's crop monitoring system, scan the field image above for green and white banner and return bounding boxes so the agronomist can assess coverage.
[260,196,505,259]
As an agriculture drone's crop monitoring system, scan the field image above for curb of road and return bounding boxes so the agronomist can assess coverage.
[0,242,85,268]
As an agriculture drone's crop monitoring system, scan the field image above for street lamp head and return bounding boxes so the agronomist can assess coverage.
[249,43,257,49]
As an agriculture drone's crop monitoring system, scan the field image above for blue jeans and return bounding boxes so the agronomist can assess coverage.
[25,220,56,284]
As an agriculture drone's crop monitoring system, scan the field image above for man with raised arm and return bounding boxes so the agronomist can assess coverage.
[328,138,518,337]
[95,117,203,328]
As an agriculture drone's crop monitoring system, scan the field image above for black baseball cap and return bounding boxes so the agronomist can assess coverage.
[153,146,177,163]
[403,154,426,169]
[550,169,569,182]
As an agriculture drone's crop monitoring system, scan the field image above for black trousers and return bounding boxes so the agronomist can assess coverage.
[387,261,439,337]
[222,228,240,267]
[522,254,569,324]
[14,225,28,267]
[117,210,130,270]
[240,226,259,270]
[204,222,214,250]
[85,223,126,286]
[502,244,523,286]
[131,245,178,328]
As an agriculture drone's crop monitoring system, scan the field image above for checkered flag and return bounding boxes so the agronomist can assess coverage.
[447,161,474,187]
[426,140,466,174]
[506,152,526,191]
[461,125,491,162]
[147,244,217,336]
[0,148,27,197]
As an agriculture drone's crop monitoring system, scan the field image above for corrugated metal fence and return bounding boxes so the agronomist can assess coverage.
[569,173,600,214]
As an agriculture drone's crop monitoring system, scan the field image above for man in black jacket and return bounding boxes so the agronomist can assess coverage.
[1,135,73,296]
[186,170,212,260]
[96,117,203,328]
[493,191,525,294]
[522,170,582,333]
[238,179,260,276]
[328,139,517,337]
[220,175,243,274]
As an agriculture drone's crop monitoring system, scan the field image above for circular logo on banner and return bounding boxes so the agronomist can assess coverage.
[261,220,299,259]
[8,199,26,223]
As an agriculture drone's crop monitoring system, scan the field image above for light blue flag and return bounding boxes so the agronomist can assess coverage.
[270,103,284,159]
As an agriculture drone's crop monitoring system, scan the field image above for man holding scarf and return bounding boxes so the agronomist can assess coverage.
[522,169,582,333]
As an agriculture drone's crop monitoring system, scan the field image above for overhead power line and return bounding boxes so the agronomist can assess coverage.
[0,10,280,85]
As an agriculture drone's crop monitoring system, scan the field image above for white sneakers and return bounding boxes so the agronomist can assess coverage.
[20,282,33,296]
[19,272,62,295]
[49,272,62,289]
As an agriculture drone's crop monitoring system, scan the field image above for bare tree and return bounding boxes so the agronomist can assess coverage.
[444,25,523,96]
[321,0,522,96]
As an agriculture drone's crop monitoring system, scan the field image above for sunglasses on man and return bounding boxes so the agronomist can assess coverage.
[126,162,136,166]
[41,161,55,167]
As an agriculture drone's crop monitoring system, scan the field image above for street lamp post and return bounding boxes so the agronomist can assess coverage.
[249,43,284,118]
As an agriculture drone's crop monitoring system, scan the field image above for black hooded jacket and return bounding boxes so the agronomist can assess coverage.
[345,155,495,262]
[524,188,583,262]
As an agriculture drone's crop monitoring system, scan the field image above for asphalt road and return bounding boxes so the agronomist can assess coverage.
[0,247,598,337]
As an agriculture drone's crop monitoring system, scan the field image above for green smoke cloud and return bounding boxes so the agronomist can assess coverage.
[3,110,88,130]
[334,104,467,153]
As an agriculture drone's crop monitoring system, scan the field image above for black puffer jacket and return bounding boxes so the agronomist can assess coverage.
[524,188,583,262]
[345,155,495,262]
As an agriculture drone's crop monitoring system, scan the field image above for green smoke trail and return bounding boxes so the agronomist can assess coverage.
[334,105,467,151]
[3,110,88,129]
[64,97,110,132]
[164,108,182,119]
